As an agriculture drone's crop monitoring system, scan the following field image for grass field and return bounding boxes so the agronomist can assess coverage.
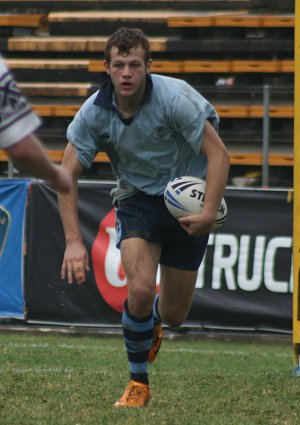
[0,331,299,425]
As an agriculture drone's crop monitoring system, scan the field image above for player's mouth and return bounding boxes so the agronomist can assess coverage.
[120,82,133,90]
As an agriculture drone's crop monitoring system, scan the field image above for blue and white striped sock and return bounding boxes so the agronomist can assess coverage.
[152,294,161,327]
[122,299,153,385]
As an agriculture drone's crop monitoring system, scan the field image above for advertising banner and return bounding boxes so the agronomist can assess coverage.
[26,181,120,325]
[190,188,293,332]
[0,179,30,318]
[26,181,292,331]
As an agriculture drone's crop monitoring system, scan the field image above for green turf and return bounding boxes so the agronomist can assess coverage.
[0,332,299,425]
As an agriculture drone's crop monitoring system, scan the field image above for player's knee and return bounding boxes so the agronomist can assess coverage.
[128,285,156,316]
[136,287,154,305]
[161,311,185,328]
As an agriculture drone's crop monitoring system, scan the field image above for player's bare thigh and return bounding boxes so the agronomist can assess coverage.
[120,237,161,317]
[158,265,198,327]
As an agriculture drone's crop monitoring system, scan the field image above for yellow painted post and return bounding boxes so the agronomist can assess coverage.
[293,0,300,376]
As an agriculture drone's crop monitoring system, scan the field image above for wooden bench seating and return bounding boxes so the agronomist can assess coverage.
[1,0,268,13]
[0,14,45,27]
[19,82,91,97]
[1,12,294,32]
[0,7,294,184]
[47,11,180,23]
[15,79,294,101]
[47,11,295,34]
[216,105,293,118]
[45,152,293,167]
[47,11,183,36]
[0,149,108,163]
[167,14,294,28]
[5,58,90,69]
[6,58,294,75]
[5,58,91,82]
[89,60,185,73]
[4,35,293,54]
[229,152,293,166]
[42,150,109,163]
[229,60,294,73]
[16,82,294,104]
[31,103,294,119]
[47,11,294,28]
[185,60,294,73]
[89,59,294,74]
[6,58,183,74]
[6,36,167,52]
[0,149,293,167]
[33,104,81,117]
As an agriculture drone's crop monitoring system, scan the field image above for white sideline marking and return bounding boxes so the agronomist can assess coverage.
[0,342,291,357]
[0,367,112,374]
[166,348,291,358]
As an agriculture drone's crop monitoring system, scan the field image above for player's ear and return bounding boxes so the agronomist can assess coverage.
[104,60,110,75]
[146,58,152,73]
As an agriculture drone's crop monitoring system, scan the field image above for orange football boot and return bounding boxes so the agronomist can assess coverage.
[114,380,151,407]
[148,324,163,363]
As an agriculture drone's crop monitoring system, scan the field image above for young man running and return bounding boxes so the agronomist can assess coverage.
[58,27,229,407]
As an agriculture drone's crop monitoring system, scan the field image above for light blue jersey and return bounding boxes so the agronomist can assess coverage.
[67,74,219,201]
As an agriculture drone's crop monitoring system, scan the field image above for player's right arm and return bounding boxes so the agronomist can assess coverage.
[58,143,89,284]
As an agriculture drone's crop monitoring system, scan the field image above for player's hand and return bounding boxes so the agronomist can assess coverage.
[48,165,72,193]
[179,212,214,236]
[61,240,90,284]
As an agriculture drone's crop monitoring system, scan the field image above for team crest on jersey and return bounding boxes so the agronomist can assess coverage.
[154,126,170,140]
[0,205,11,257]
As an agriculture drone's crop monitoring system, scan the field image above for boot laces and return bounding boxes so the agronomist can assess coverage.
[125,384,145,403]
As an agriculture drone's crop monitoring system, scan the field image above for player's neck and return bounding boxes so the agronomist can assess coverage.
[115,99,138,119]
[114,84,145,119]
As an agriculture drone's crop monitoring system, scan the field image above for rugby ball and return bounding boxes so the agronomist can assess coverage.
[164,176,227,229]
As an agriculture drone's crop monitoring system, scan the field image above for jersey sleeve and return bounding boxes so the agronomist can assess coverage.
[0,57,40,149]
[67,107,98,169]
[170,83,219,155]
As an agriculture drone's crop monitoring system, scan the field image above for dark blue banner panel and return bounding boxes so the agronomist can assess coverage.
[25,182,292,332]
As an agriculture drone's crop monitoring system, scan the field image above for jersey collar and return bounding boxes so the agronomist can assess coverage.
[93,74,153,108]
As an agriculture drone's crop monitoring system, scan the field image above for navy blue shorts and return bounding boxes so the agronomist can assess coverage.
[115,192,209,271]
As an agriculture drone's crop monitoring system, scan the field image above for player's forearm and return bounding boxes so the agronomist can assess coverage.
[57,142,85,244]
[7,134,59,180]
[201,123,230,218]
[58,185,83,244]
[204,147,229,216]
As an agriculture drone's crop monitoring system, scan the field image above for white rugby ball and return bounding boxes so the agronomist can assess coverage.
[164,176,227,229]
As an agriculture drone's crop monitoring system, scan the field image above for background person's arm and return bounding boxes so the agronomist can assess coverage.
[6,134,71,193]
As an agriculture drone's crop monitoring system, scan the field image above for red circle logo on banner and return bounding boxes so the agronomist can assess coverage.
[91,209,127,312]
[92,208,160,313]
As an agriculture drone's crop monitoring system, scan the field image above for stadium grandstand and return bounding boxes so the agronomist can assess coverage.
[0,0,295,187]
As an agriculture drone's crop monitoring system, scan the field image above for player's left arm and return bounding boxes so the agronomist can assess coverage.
[179,120,230,235]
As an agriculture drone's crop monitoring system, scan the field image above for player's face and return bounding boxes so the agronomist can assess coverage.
[105,45,151,102]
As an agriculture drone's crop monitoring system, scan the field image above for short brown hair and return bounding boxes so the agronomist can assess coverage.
[104,27,151,64]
